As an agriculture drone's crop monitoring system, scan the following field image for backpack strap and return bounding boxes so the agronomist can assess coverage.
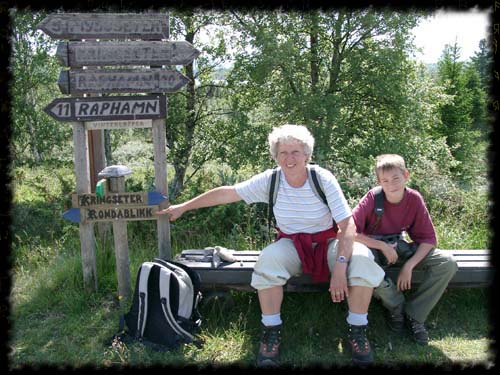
[137,262,155,339]
[156,260,194,319]
[158,267,194,342]
[307,164,337,229]
[307,164,328,206]
[371,186,385,231]
[154,258,203,329]
[267,166,280,233]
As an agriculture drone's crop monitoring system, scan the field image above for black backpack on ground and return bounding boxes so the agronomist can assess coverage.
[115,258,203,351]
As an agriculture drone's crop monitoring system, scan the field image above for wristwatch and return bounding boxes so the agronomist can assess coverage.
[337,255,348,264]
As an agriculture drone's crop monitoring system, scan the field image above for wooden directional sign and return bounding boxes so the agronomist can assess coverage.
[58,69,189,94]
[72,191,166,208]
[57,41,200,68]
[44,95,166,122]
[37,13,169,40]
[64,205,160,224]
[63,191,167,223]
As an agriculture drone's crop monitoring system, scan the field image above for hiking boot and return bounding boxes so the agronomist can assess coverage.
[388,303,405,333]
[347,324,374,366]
[256,324,282,367]
[406,315,429,345]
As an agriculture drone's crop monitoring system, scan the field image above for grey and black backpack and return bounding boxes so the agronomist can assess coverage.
[117,258,203,351]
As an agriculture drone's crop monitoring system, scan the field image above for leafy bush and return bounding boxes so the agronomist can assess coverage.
[111,139,154,170]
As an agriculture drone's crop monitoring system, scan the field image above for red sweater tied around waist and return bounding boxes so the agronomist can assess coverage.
[276,227,338,283]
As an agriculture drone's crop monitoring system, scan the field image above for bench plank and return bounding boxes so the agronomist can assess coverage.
[176,249,492,291]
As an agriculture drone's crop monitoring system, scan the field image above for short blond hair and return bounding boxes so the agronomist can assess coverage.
[268,124,315,161]
[375,154,407,179]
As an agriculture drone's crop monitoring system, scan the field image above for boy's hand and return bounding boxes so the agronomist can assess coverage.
[381,242,398,265]
[397,262,414,291]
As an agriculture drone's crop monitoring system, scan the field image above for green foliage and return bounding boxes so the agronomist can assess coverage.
[435,42,489,184]
[10,9,72,166]
[226,10,422,170]
[470,39,493,92]
[11,165,76,266]
[168,163,270,252]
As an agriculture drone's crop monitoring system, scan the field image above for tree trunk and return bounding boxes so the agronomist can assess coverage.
[169,16,197,200]
[309,12,319,93]
[104,129,113,165]
[171,164,187,200]
[328,11,345,95]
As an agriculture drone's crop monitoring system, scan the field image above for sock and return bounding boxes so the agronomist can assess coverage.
[261,313,282,327]
[346,311,368,326]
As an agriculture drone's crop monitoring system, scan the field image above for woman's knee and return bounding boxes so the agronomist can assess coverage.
[256,240,294,268]
[351,241,376,259]
[254,239,301,278]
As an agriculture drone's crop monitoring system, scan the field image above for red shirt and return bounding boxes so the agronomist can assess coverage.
[352,187,437,246]
[277,227,337,283]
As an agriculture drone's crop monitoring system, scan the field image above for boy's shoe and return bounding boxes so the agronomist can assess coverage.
[388,303,406,333]
[256,324,282,367]
[347,324,374,366]
[406,315,429,345]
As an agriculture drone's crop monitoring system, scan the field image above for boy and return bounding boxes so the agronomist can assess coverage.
[352,154,457,345]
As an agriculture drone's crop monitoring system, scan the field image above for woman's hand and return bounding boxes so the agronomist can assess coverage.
[156,204,185,221]
[329,263,349,303]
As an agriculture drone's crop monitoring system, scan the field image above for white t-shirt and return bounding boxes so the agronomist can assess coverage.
[234,166,352,234]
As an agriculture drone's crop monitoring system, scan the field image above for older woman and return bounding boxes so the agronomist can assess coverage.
[158,124,384,366]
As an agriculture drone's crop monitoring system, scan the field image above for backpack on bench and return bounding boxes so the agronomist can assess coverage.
[116,258,203,351]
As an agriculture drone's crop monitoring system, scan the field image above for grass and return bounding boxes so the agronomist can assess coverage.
[7,165,494,370]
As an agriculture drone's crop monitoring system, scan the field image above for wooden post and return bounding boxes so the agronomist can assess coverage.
[153,12,172,260]
[72,121,98,291]
[153,117,171,260]
[89,129,106,191]
[108,175,131,306]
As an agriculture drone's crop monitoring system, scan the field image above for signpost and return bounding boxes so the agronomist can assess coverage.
[72,191,167,207]
[57,69,190,95]
[56,41,200,67]
[75,205,160,224]
[37,13,169,40]
[44,95,166,122]
[38,11,199,296]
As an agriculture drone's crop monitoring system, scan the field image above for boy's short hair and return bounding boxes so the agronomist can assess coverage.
[375,154,407,179]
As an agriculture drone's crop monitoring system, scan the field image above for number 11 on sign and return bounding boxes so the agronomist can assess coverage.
[55,102,71,118]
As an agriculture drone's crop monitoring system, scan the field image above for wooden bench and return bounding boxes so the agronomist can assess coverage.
[175,249,493,292]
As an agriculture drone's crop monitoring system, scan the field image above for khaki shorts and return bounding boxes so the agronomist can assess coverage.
[251,238,385,290]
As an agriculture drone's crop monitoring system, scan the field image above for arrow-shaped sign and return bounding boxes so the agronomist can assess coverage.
[37,13,169,40]
[63,205,160,223]
[63,191,167,223]
[56,41,200,67]
[58,68,190,95]
[44,95,166,122]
